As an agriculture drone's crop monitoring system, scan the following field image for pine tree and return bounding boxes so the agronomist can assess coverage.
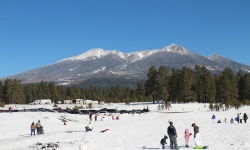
[145,65,158,103]
[218,68,238,104]
[136,82,146,102]
[179,67,196,103]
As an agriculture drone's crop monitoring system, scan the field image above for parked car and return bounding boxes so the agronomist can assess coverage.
[106,109,119,113]
[119,110,129,114]
[80,110,89,114]
[88,110,98,114]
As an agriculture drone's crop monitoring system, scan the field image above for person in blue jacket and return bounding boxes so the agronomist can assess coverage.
[211,114,216,123]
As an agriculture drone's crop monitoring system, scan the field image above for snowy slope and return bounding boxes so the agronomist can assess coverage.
[0,103,250,150]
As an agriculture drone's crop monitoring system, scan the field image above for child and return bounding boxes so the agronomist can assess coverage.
[160,135,168,149]
[184,128,192,147]
[230,118,234,123]
[100,129,109,133]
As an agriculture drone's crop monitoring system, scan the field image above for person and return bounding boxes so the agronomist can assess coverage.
[167,121,179,149]
[211,114,216,123]
[217,119,221,123]
[111,114,115,120]
[36,120,41,135]
[236,114,239,123]
[89,113,92,121]
[100,129,109,133]
[184,129,192,147]
[243,113,248,123]
[192,123,200,146]
[160,135,168,149]
[230,118,234,123]
[94,114,98,121]
[116,116,119,120]
[239,113,243,123]
[224,118,227,123]
[30,122,36,136]
[9,107,13,113]
[85,122,93,132]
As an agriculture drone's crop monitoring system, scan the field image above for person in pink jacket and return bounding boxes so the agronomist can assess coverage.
[184,128,192,148]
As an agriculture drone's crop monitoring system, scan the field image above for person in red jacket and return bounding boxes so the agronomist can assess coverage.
[94,115,98,121]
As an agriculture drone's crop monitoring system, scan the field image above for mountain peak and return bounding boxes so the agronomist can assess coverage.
[161,43,190,55]
[207,54,223,60]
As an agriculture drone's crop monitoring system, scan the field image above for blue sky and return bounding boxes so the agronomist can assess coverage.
[1,0,250,78]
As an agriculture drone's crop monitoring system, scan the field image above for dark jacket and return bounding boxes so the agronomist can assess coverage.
[194,126,199,135]
[243,113,248,120]
[160,137,168,144]
[167,123,177,136]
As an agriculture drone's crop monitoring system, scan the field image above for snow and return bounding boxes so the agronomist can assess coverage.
[56,44,192,64]
[0,103,249,150]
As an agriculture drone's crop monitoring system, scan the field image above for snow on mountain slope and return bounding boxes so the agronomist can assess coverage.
[57,44,192,64]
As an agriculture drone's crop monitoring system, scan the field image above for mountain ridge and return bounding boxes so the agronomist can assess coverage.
[1,44,250,88]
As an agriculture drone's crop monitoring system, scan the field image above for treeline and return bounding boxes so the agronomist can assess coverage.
[0,65,250,108]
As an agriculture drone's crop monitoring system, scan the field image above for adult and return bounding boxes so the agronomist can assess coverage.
[167,121,179,149]
[89,113,92,121]
[236,114,239,123]
[30,122,36,136]
[239,113,243,123]
[211,114,216,123]
[36,120,41,134]
[192,123,200,146]
[243,113,248,123]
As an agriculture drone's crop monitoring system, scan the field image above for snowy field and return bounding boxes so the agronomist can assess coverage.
[0,103,249,150]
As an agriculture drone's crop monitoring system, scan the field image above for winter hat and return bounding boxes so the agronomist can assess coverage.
[164,135,168,138]
[168,118,173,123]
[185,128,189,132]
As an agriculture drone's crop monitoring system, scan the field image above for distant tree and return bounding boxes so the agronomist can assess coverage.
[2,78,12,104]
[179,67,196,103]
[168,68,181,103]
[136,82,146,102]
[165,101,172,110]
[145,65,158,104]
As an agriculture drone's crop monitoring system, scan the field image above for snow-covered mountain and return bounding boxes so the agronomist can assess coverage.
[2,44,250,87]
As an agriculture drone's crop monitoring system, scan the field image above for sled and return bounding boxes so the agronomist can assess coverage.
[193,145,209,149]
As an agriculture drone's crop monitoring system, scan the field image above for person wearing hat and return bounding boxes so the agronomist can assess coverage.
[160,135,168,149]
[36,120,41,135]
[192,123,200,146]
[167,122,179,149]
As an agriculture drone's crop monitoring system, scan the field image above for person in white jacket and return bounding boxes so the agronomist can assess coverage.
[239,113,243,123]
[85,122,93,132]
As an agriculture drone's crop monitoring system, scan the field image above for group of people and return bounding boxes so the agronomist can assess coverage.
[212,113,248,124]
[160,119,200,149]
[30,120,43,136]
[89,113,120,121]
[236,113,248,123]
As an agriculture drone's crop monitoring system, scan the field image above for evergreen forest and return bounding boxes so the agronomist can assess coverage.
[0,65,250,109]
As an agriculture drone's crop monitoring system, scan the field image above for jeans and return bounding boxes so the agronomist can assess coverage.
[169,135,178,149]
[31,129,35,135]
